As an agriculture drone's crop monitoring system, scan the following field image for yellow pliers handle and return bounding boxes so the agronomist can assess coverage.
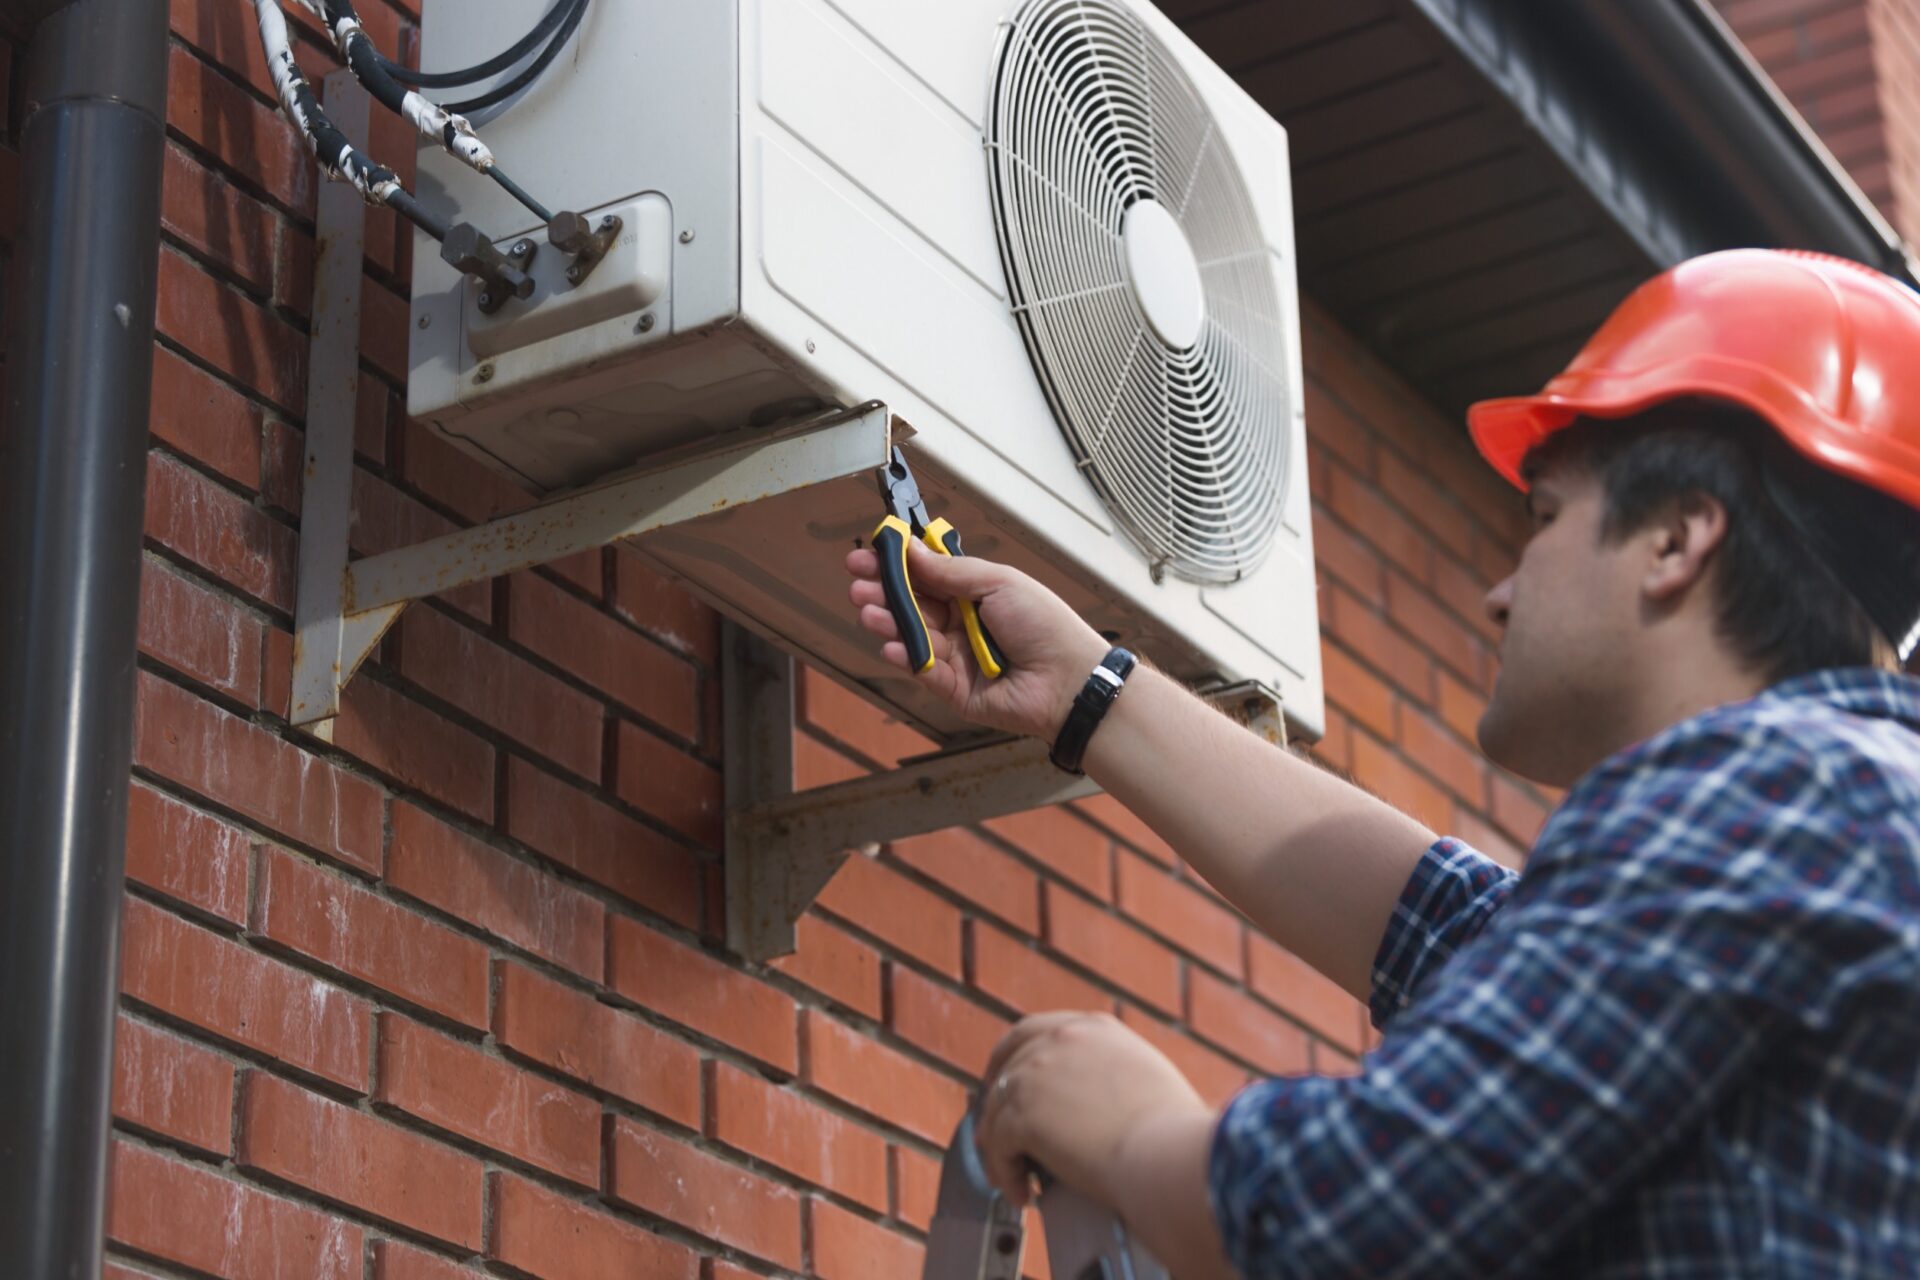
[869,515,1008,679]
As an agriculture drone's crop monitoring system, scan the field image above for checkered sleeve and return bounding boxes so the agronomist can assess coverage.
[1368,836,1517,1031]
[1207,737,1875,1278]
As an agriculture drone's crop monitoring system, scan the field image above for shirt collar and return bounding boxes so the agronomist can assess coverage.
[1750,666,1920,732]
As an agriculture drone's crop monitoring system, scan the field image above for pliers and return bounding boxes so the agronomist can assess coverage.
[873,446,1008,679]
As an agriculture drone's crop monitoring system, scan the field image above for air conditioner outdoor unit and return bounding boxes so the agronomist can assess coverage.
[408,0,1322,743]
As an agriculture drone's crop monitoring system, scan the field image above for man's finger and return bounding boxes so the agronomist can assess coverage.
[983,1013,1076,1089]
[974,1061,1037,1205]
[903,536,1008,601]
[846,546,879,579]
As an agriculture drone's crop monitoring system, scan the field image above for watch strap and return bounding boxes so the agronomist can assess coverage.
[1049,647,1137,775]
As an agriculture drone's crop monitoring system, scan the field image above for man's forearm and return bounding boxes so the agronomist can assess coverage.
[1107,1104,1238,1279]
[1082,662,1437,1000]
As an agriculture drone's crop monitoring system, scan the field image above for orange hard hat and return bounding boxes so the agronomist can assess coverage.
[1467,248,1920,514]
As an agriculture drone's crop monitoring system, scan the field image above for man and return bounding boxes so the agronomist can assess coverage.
[845,249,1920,1277]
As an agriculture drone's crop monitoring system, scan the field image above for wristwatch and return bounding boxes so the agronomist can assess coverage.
[1049,647,1137,775]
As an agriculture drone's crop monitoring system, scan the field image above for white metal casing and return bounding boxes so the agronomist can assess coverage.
[408,0,1323,743]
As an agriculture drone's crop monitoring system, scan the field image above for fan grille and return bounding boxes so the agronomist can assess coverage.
[985,0,1291,583]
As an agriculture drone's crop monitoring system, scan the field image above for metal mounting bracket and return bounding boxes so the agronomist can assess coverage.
[723,621,1286,962]
[290,73,894,732]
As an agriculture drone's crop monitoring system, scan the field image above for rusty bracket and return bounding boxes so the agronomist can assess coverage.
[723,626,1284,963]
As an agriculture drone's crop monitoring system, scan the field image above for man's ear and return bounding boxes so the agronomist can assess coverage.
[1643,491,1729,603]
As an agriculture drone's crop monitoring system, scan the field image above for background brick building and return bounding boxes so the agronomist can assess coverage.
[0,1,1910,1278]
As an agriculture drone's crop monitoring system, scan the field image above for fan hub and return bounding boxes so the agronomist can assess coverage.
[1121,199,1205,352]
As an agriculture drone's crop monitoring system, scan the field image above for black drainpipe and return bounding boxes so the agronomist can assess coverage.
[0,0,168,1275]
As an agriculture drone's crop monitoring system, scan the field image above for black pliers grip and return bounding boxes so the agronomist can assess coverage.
[872,449,1007,679]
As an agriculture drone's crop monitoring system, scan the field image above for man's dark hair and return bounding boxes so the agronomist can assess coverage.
[1521,398,1920,684]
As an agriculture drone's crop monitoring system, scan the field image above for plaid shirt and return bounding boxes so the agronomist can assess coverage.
[1209,668,1920,1278]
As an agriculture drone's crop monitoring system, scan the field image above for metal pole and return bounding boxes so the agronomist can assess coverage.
[0,0,169,1276]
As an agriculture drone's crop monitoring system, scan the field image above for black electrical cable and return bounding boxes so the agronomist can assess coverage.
[490,168,554,224]
[445,0,589,115]
[379,0,582,89]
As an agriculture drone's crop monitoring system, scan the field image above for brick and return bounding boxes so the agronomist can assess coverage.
[1246,933,1367,1056]
[111,1015,236,1156]
[893,1144,942,1230]
[612,719,721,849]
[803,1010,969,1146]
[1397,705,1488,808]
[144,452,295,614]
[890,966,1011,1075]
[1114,851,1243,978]
[890,828,1040,934]
[771,914,883,1020]
[493,960,701,1129]
[337,465,490,623]
[1314,1042,1363,1076]
[488,1172,698,1280]
[1377,447,1475,561]
[1311,506,1386,604]
[799,667,937,766]
[360,279,409,384]
[124,782,250,925]
[239,1071,484,1248]
[1432,548,1502,642]
[983,806,1113,900]
[970,920,1112,1017]
[388,802,605,980]
[1325,459,1432,583]
[149,344,262,488]
[1041,884,1179,1014]
[611,547,720,665]
[817,854,964,978]
[606,1117,803,1269]
[1349,730,1454,832]
[508,571,699,741]
[1187,969,1311,1076]
[164,46,315,215]
[155,246,305,415]
[1312,705,1354,772]
[607,915,797,1073]
[108,1140,362,1280]
[135,671,384,871]
[1302,378,1375,478]
[371,1239,481,1280]
[1433,667,1488,744]
[254,846,488,1028]
[139,560,265,706]
[395,607,602,780]
[811,1199,925,1280]
[1070,792,1177,866]
[375,1014,600,1187]
[505,758,702,929]
[796,730,868,787]
[1321,642,1397,740]
[1117,1006,1247,1109]
[1323,586,1433,702]
[1490,771,1553,846]
[1384,570,1490,688]
[162,141,275,294]
[120,897,370,1091]
[712,1062,889,1211]
[334,677,495,823]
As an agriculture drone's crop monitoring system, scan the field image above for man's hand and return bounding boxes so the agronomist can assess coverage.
[974,1012,1210,1208]
[846,539,1110,739]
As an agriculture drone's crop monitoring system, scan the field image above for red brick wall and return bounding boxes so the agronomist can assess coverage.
[1866,0,1920,248]
[1710,0,1920,246]
[1,4,1554,1277]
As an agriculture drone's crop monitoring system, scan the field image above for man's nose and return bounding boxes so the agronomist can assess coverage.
[1484,577,1513,629]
